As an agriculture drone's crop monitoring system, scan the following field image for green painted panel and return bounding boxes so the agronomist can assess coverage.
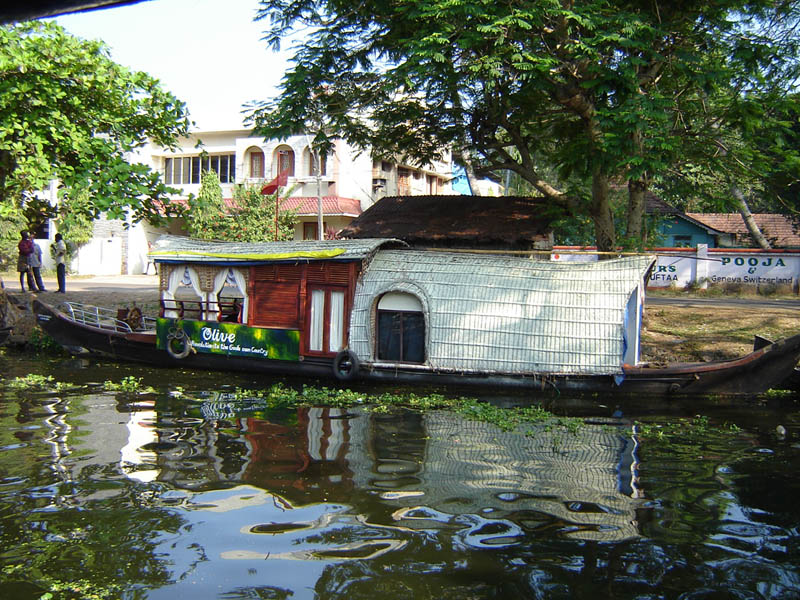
[157,318,300,361]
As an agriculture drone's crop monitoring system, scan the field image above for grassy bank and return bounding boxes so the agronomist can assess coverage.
[641,302,799,364]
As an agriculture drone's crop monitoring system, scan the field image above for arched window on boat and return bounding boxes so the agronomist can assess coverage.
[376,292,425,363]
[161,266,204,320]
[208,268,248,323]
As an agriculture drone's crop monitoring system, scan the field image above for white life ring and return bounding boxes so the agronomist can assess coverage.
[166,327,192,359]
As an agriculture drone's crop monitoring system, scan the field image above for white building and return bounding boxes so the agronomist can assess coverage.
[42,128,455,275]
[132,128,453,241]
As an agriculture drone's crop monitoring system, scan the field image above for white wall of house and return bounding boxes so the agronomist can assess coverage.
[35,128,454,275]
[134,128,454,211]
[552,245,800,291]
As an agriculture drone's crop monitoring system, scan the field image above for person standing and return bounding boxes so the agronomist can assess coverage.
[53,233,67,293]
[27,240,46,292]
[17,231,34,292]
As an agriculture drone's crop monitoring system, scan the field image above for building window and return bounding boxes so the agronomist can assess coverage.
[377,292,425,363]
[426,174,439,194]
[274,146,295,177]
[164,154,235,185]
[303,222,329,240]
[306,148,327,176]
[673,235,692,247]
[308,287,346,354]
[250,150,264,178]
[397,167,411,195]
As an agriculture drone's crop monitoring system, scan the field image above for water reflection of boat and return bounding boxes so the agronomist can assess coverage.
[128,404,642,543]
[33,235,800,396]
[364,412,643,542]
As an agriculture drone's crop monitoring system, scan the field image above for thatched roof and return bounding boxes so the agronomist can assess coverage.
[338,195,563,247]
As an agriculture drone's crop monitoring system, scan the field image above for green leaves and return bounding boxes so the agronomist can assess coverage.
[251,0,800,247]
[184,171,298,242]
[0,21,191,242]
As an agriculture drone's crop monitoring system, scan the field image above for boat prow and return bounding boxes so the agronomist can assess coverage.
[621,332,800,396]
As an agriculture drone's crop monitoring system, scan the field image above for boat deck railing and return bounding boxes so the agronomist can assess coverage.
[60,302,157,333]
[160,297,243,323]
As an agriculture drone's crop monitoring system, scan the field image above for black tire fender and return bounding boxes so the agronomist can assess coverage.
[333,349,360,381]
[166,328,192,359]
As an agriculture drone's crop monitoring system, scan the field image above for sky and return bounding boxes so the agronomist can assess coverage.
[54,0,291,131]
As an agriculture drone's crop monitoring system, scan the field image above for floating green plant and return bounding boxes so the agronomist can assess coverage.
[6,374,78,392]
[634,415,742,443]
[102,376,156,394]
[28,329,67,354]
[224,383,584,435]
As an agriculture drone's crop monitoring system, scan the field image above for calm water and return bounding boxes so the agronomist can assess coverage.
[1,355,799,599]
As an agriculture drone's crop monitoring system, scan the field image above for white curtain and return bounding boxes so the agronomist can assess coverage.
[328,291,344,352]
[185,267,203,305]
[309,289,325,351]
[230,269,248,323]
[208,268,248,322]
[161,266,202,319]
[208,269,228,321]
[161,267,184,318]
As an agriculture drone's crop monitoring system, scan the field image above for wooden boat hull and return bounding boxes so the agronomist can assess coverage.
[360,333,800,396]
[33,299,800,397]
[33,300,334,378]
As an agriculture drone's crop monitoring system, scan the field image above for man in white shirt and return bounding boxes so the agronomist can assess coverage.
[27,241,46,292]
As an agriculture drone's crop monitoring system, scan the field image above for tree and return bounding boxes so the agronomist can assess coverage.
[0,21,191,229]
[185,170,227,240]
[52,186,95,262]
[251,0,799,251]
[229,182,298,242]
[185,171,298,242]
[0,201,26,270]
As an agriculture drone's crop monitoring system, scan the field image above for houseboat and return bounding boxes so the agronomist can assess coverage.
[33,235,800,396]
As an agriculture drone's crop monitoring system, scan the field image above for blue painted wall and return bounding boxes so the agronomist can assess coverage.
[656,216,716,248]
[451,165,472,195]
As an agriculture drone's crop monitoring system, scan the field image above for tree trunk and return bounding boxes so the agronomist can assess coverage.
[732,186,771,249]
[0,149,12,205]
[714,138,770,249]
[626,124,647,245]
[626,178,647,244]
[591,171,616,253]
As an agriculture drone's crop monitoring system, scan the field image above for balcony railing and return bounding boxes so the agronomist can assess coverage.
[60,302,157,333]
[160,297,243,323]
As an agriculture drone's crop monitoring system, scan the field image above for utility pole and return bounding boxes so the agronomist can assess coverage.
[314,147,323,241]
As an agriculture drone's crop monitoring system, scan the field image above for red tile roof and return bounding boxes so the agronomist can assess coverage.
[157,196,362,218]
[686,213,800,247]
[274,196,362,217]
[218,196,361,216]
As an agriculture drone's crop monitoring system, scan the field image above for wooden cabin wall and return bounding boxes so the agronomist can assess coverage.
[249,264,303,328]
[248,261,360,356]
